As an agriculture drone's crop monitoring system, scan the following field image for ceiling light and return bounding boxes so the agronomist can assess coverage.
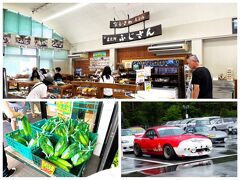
[42,3,89,22]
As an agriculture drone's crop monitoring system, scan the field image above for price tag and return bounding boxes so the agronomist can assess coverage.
[41,159,56,176]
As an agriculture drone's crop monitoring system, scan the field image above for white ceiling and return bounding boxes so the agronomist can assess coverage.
[3,3,237,45]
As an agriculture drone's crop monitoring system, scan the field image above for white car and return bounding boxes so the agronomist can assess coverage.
[121,129,135,152]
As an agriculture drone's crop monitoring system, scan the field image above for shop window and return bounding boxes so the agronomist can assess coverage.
[4,46,21,55]
[22,48,37,56]
[40,59,53,69]
[19,14,32,36]
[3,10,18,34]
[3,56,37,76]
[40,48,54,59]
[54,50,68,60]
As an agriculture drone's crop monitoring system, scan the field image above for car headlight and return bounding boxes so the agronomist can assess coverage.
[208,134,216,138]
[122,140,129,143]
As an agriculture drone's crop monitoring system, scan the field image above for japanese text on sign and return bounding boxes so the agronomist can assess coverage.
[41,159,56,175]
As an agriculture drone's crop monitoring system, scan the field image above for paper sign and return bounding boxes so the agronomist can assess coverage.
[136,69,145,84]
[144,81,152,91]
[41,159,56,175]
[144,66,152,77]
[56,101,72,120]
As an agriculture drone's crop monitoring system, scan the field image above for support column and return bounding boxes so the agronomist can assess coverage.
[191,39,203,64]
[109,48,117,71]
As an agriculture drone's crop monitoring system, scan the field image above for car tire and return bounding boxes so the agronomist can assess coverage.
[163,145,176,160]
[134,144,143,157]
[212,127,217,131]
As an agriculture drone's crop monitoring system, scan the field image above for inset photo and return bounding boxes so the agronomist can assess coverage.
[3,101,118,177]
[2,3,237,99]
[121,102,237,177]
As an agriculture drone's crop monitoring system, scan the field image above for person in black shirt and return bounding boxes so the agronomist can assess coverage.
[187,55,213,99]
[54,67,63,81]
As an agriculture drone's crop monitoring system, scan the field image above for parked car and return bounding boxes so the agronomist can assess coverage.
[165,120,182,127]
[121,129,135,152]
[187,117,220,128]
[185,126,227,143]
[210,118,237,131]
[226,122,237,134]
[178,118,195,130]
[128,126,146,136]
[134,126,212,160]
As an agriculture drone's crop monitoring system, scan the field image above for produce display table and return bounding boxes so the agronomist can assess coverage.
[5,146,51,177]
[48,84,73,98]
[71,81,141,98]
[8,80,36,92]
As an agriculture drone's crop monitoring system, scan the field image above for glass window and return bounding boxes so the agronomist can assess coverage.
[4,46,21,55]
[19,14,32,36]
[158,128,185,137]
[54,50,68,60]
[40,49,53,59]
[22,48,37,56]
[32,20,42,37]
[3,10,18,34]
[40,59,52,69]
[3,56,37,76]
[53,32,63,41]
[43,25,53,39]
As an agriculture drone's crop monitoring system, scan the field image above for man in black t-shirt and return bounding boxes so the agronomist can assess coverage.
[187,55,213,99]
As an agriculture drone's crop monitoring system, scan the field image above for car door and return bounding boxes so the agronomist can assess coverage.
[215,119,223,130]
[142,129,160,154]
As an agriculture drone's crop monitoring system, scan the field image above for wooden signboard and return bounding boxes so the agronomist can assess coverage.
[110,12,150,28]
[103,24,162,45]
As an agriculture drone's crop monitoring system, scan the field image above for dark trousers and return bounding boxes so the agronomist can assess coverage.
[3,145,9,177]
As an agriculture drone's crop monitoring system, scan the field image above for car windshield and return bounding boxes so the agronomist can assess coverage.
[180,119,189,124]
[158,128,185,137]
[210,118,220,124]
[122,129,133,136]
[128,128,145,134]
[195,126,210,132]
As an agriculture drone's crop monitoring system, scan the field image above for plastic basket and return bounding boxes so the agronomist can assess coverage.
[5,129,38,161]
[31,119,48,132]
[32,135,87,177]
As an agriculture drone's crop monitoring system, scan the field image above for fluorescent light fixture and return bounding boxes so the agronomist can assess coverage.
[42,3,89,22]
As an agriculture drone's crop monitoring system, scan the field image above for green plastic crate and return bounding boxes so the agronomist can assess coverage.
[31,119,48,132]
[5,129,38,161]
[31,135,89,177]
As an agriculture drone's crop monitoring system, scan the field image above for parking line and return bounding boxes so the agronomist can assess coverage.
[122,154,237,175]
[123,156,174,165]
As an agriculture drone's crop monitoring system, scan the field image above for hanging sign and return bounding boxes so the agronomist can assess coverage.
[103,24,162,45]
[16,35,31,45]
[110,12,150,28]
[52,39,63,48]
[3,34,11,45]
[35,37,48,48]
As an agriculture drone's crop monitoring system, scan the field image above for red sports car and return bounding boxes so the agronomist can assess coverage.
[134,126,213,159]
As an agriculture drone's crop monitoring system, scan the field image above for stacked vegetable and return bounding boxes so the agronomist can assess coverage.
[10,116,97,174]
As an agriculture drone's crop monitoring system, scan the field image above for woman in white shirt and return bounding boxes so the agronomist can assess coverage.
[99,66,114,98]
[27,79,52,99]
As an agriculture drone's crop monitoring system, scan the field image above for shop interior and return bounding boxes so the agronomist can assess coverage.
[3,101,118,177]
[3,3,237,99]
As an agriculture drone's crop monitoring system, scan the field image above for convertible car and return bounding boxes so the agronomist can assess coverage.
[134,126,213,159]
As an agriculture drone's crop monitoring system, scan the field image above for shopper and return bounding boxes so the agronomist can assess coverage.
[3,101,24,177]
[54,67,63,81]
[27,79,53,99]
[3,102,24,131]
[187,55,213,99]
[99,66,114,98]
[30,69,41,82]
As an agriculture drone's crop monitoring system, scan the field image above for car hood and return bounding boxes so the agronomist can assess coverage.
[163,134,208,141]
[121,135,135,141]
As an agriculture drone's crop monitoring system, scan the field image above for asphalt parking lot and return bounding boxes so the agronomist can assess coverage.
[121,135,237,177]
